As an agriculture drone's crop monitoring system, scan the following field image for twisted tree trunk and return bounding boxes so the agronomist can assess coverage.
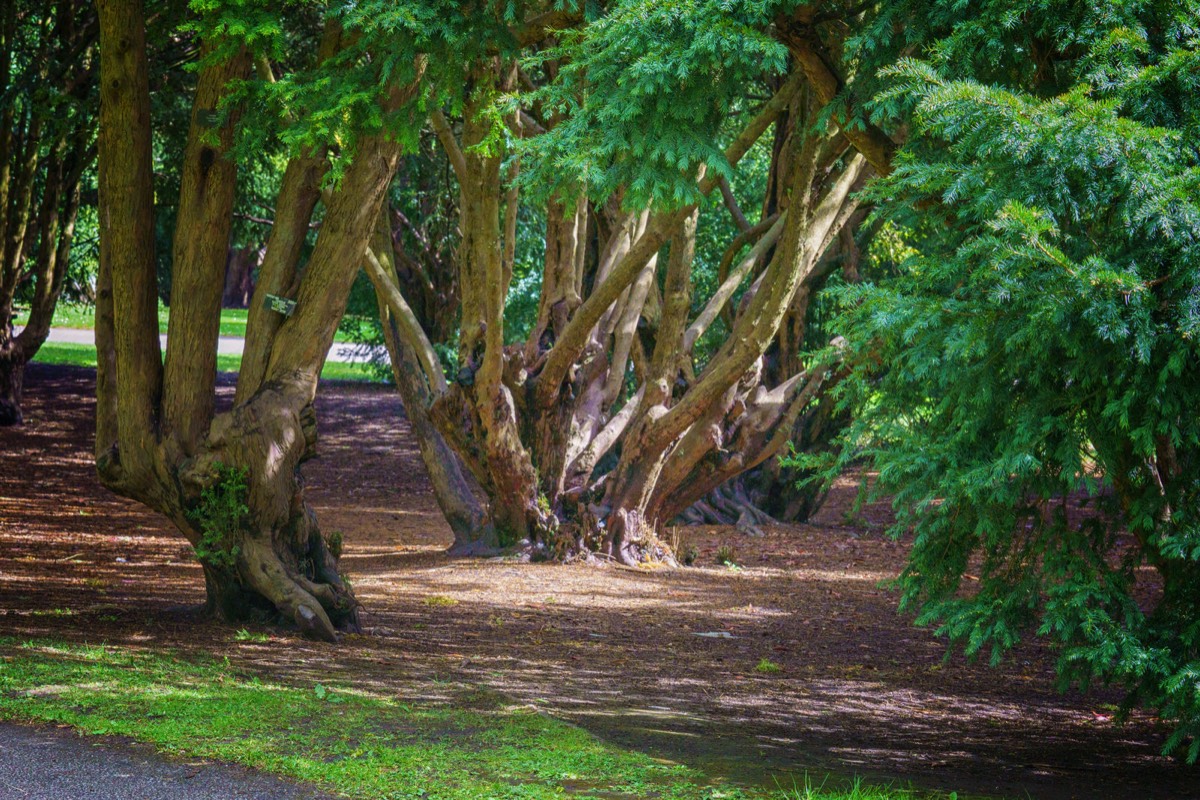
[366,57,871,565]
[95,0,414,639]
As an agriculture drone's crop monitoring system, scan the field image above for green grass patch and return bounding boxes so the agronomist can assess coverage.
[0,640,956,800]
[15,302,352,342]
[30,342,376,383]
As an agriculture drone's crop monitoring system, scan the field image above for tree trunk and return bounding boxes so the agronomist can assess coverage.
[365,210,498,554]
[96,0,414,640]
[172,391,359,639]
[0,339,25,426]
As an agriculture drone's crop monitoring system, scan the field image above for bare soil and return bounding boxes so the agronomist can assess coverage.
[1,363,1195,799]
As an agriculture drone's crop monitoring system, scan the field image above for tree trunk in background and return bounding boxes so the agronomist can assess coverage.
[0,339,25,425]
[365,210,498,553]
[223,245,260,307]
[0,0,95,425]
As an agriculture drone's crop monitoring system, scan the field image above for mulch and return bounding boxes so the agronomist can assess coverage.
[0,362,1195,800]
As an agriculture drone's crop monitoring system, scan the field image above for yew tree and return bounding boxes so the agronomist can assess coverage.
[825,0,1200,758]
[365,0,897,562]
[0,0,97,424]
[94,0,435,640]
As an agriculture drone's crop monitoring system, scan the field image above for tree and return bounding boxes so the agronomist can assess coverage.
[364,0,894,562]
[94,0,428,640]
[0,0,97,425]
[825,0,1200,759]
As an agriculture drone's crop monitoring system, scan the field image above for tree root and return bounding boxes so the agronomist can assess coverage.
[241,537,356,643]
[676,478,778,533]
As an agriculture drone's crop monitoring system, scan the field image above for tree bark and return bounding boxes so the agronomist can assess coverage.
[96,0,411,640]
[365,209,497,553]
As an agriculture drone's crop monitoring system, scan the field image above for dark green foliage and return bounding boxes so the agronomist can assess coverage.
[821,0,1200,760]
[517,0,790,208]
[189,464,250,570]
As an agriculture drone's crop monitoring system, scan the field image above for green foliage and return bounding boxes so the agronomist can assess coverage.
[188,464,250,570]
[754,658,782,674]
[825,0,1200,761]
[325,530,344,560]
[516,0,790,208]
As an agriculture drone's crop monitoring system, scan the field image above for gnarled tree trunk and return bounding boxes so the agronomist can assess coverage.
[95,0,415,639]
[368,51,878,565]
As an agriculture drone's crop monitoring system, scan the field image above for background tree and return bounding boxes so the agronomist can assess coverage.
[362,0,897,562]
[819,0,1200,760]
[0,0,97,424]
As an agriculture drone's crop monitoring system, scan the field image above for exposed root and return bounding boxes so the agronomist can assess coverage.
[241,539,332,641]
[446,533,504,558]
[605,508,680,568]
[678,478,778,534]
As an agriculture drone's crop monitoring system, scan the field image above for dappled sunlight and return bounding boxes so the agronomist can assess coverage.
[1,364,1193,800]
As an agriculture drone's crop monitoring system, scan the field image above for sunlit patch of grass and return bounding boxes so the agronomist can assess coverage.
[755,658,782,674]
[0,639,974,800]
[15,303,352,341]
[29,608,74,617]
[423,594,459,607]
[781,775,959,800]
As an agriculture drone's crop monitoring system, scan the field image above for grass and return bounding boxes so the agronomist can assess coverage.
[14,302,353,342]
[31,341,376,382]
[0,639,959,800]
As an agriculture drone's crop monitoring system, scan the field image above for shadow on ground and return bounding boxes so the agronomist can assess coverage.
[0,363,1194,800]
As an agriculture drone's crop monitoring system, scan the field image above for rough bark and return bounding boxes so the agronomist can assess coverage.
[96,0,412,640]
[365,209,497,553]
[162,42,250,454]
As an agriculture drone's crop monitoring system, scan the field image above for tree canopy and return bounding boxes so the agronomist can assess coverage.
[817,0,1200,760]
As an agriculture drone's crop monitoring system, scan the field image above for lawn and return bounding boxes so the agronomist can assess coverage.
[33,341,376,382]
[0,639,954,800]
[15,302,354,342]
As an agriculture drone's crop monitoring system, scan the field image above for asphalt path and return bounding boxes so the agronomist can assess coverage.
[31,327,377,364]
[0,722,334,800]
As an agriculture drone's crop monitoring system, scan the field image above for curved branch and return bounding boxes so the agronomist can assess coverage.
[683,212,786,355]
[535,71,805,407]
[430,107,468,187]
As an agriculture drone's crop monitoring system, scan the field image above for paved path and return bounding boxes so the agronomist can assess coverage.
[35,327,377,364]
[0,723,334,800]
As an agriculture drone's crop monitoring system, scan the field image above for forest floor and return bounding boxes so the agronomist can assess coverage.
[1,363,1196,800]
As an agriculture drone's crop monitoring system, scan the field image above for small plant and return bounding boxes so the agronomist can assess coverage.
[188,463,249,570]
[313,683,344,703]
[31,608,73,617]
[325,530,344,560]
[423,595,458,607]
[755,658,782,674]
[715,544,738,567]
[233,629,270,643]
[668,526,699,566]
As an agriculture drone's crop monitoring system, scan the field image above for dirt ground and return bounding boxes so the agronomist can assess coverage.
[1,363,1196,800]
